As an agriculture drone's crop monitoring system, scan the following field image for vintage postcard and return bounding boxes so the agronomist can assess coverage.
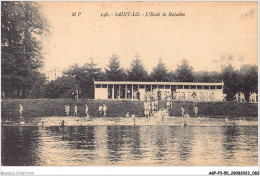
[1,1,258,175]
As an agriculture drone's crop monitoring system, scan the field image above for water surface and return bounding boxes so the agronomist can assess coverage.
[1,125,258,166]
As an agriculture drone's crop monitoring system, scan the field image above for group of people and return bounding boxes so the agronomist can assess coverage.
[98,104,107,116]
[234,92,246,102]
[173,91,216,102]
[64,104,88,116]
[249,92,258,103]
[181,106,199,117]
[143,92,159,118]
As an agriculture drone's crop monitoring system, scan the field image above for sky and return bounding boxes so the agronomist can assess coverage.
[39,1,258,74]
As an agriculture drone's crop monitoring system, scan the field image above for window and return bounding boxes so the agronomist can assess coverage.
[159,85,164,89]
[184,85,189,89]
[197,86,202,89]
[177,85,183,89]
[101,84,107,88]
[191,85,196,89]
[152,85,157,89]
[96,84,101,88]
[139,85,145,88]
[204,86,209,89]
[165,85,170,89]
[217,86,222,89]
[210,86,215,89]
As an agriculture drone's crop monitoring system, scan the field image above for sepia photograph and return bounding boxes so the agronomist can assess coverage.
[1,0,258,175]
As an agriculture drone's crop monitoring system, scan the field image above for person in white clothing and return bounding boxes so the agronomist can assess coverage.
[103,104,107,116]
[19,104,23,115]
[74,105,78,116]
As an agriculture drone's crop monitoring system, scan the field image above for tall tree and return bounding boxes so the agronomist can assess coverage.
[82,58,103,98]
[105,55,124,81]
[150,59,169,82]
[127,56,148,81]
[175,59,194,82]
[222,65,240,100]
[239,64,258,97]
[1,2,49,98]
[63,64,86,99]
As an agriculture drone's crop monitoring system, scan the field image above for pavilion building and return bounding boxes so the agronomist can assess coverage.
[94,81,224,102]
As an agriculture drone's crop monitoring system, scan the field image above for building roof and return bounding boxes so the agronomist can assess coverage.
[94,81,224,86]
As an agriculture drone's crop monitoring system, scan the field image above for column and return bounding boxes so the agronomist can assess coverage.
[125,85,127,99]
[119,85,121,99]
[112,84,114,99]
[132,85,134,99]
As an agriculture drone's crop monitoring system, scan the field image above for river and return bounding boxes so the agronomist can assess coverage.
[1,119,258,166]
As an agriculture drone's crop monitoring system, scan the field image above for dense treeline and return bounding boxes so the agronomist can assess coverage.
[1,2,257,101]
[44,55,257,101]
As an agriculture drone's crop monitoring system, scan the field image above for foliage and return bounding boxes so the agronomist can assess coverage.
[150,59,169,82]
[1,2,49,98]
[105,55,125,81]
[175,59,194,82]
[44,76,76,98]
[127,56,148,81]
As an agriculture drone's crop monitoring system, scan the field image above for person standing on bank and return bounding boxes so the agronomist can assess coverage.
[65,104,70,116]
[19,104,23,115]
[137,90,140,101]
[99,105,103,116]
[103,104,107,116]
[85,104,89,117]
[193,106,198,117]
[181,107,185,117]
[74,105,78,116]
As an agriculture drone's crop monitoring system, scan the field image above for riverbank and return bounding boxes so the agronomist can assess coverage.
[1,99,258,119]
[1,116,258,127]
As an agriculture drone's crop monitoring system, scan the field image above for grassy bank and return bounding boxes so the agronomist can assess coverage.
[169,101,258,119]
[1,99,144,118]
[1,99,258,119]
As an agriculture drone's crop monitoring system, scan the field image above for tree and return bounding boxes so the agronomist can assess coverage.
[28,72,47,98]
[63,64,86,99]
[239,64,258,97]
[175,59,194,82]
[82,58,103,99]
[105,55,124,81]
[127,56,148,81]
[1,2,49,98]
[150,59,169,82]
[222,65,240,100]
[44,76,76,98]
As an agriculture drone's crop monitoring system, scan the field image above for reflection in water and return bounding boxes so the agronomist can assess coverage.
[1,126,40,166]
[1,125,258,166]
